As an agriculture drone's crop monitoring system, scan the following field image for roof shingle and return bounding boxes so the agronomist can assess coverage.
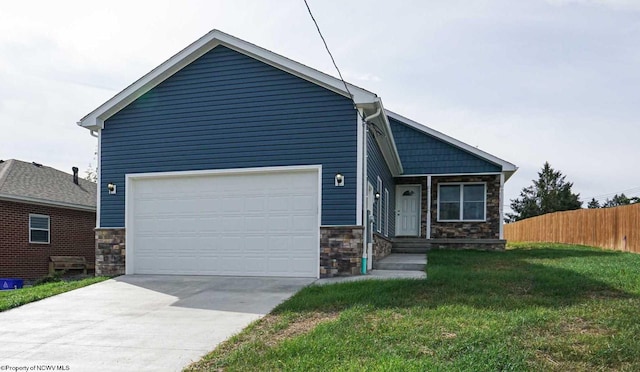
[0,159,96,210]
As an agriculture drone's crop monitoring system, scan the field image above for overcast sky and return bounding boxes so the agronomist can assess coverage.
[1,0,639,209]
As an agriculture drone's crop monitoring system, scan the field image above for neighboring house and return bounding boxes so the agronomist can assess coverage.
[78,30,516,279]
[0,159,96,279]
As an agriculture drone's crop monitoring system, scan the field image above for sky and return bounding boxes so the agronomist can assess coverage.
[1,0,639,211]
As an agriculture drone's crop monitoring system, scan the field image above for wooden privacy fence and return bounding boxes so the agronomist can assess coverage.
[504,203,640,253]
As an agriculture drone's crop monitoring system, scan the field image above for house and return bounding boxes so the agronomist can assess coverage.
[78,30,516,278]
[0,159,97,279]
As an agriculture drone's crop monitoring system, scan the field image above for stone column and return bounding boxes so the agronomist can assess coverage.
[95,228,126,276]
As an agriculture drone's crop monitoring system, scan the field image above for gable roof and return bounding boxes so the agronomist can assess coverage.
[0,159,96,211]
[77,29,402,175]
[386,110,518,180]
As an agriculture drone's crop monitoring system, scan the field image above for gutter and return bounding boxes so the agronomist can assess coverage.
[360,107,385,274]
[0,194,96,212]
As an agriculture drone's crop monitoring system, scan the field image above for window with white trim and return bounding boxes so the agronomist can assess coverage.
[376,177,382,233]
[29,214,50,244]
[438,183,486,221]
[384,188,389,236]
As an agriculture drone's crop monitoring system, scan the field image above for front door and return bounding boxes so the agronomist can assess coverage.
[396,185,421,236]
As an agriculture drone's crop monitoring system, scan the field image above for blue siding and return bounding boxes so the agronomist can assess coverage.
[367,131,395,236]
[100,46,357,227]
[389,117,501,174]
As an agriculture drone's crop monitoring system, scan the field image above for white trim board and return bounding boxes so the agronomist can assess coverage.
[78,30,379,130]
[96,129,102,228]
[77,30,403,179]
[356,111,364,225]
[385,110,517,179]
[0,194,96,212]
[396,172,502,178]
[436,182,487,222]
[125,164,322,278]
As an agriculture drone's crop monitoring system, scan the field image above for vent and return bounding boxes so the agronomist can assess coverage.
[72,167,79,185]
[32,162,42,167]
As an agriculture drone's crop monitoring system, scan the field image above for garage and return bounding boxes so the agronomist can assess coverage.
[125,166,321,277]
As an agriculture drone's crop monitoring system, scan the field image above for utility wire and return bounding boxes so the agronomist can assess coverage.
[584,186,640,202]
[302,0,366,122]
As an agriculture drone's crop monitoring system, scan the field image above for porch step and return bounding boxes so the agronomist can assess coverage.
[372,254,427,271]
[392,246,430,254]
[392,238,507,253]
[392,238,432,254]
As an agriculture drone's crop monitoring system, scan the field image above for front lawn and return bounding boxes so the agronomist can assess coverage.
[0,276,109,312]
[187,243,640,371]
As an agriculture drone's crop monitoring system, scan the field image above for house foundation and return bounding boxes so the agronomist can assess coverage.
[95,228,126,276]
[320,226,363,278]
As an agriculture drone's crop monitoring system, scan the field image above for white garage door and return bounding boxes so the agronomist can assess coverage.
[127,167,320,277]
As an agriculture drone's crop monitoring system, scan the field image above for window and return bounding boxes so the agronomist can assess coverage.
[384,188,389,236]
[29,214,50,244]
[438,183,486,221]
[376,177,382,233]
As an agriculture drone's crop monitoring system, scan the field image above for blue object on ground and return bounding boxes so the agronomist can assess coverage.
[0,278,24,290]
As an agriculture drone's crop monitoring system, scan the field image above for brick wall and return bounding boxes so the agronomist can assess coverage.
[0,200,96,279]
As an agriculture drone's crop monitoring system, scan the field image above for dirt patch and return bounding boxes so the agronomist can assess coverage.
[559,317,611,336]
[264,312,339,346]
[186,313,340,371]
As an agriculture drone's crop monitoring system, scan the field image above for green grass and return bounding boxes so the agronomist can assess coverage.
[0,276,109,312]
[186,243,640,371]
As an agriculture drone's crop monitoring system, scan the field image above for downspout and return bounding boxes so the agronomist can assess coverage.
[361,107,382,274]
[88,128,100,227]
[426,175,432,240]
[499,173,505,239]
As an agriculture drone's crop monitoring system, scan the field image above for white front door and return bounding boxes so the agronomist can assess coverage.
[395,185,421,236]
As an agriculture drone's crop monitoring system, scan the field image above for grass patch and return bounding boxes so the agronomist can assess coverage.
[0,276,109,312]
[187,243,640,371]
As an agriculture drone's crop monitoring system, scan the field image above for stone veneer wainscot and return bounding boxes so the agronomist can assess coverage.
[320,226,363,278]
[96,227,371,278]
[430,175,501,240]
[373,234,393,261]
[95,228,125,276]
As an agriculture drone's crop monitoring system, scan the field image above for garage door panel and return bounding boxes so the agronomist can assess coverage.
[292,216,317,231]
[130,168,319,277]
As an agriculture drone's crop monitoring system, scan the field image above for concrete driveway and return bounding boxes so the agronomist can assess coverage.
[0,275,314,371]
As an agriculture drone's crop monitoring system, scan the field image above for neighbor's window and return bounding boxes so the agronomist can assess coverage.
[29,214,50,244]
[438,184,486,221]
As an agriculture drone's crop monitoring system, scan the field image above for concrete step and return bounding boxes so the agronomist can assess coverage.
[373,253,427,271]
[392,238,507,253]
[392,247,430,254]
[392,239,431,254]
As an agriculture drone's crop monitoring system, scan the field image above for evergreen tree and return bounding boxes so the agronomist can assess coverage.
[84,147,98,183]
[601,193,640,208]
[587,198,601,209]
[506,162,582,222]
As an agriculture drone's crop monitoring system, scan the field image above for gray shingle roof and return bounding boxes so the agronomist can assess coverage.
[0,159,96,211]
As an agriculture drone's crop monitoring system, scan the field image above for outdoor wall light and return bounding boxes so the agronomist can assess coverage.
[107,182,117,195]
[335,173,345,187]
[375,191,381,200]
